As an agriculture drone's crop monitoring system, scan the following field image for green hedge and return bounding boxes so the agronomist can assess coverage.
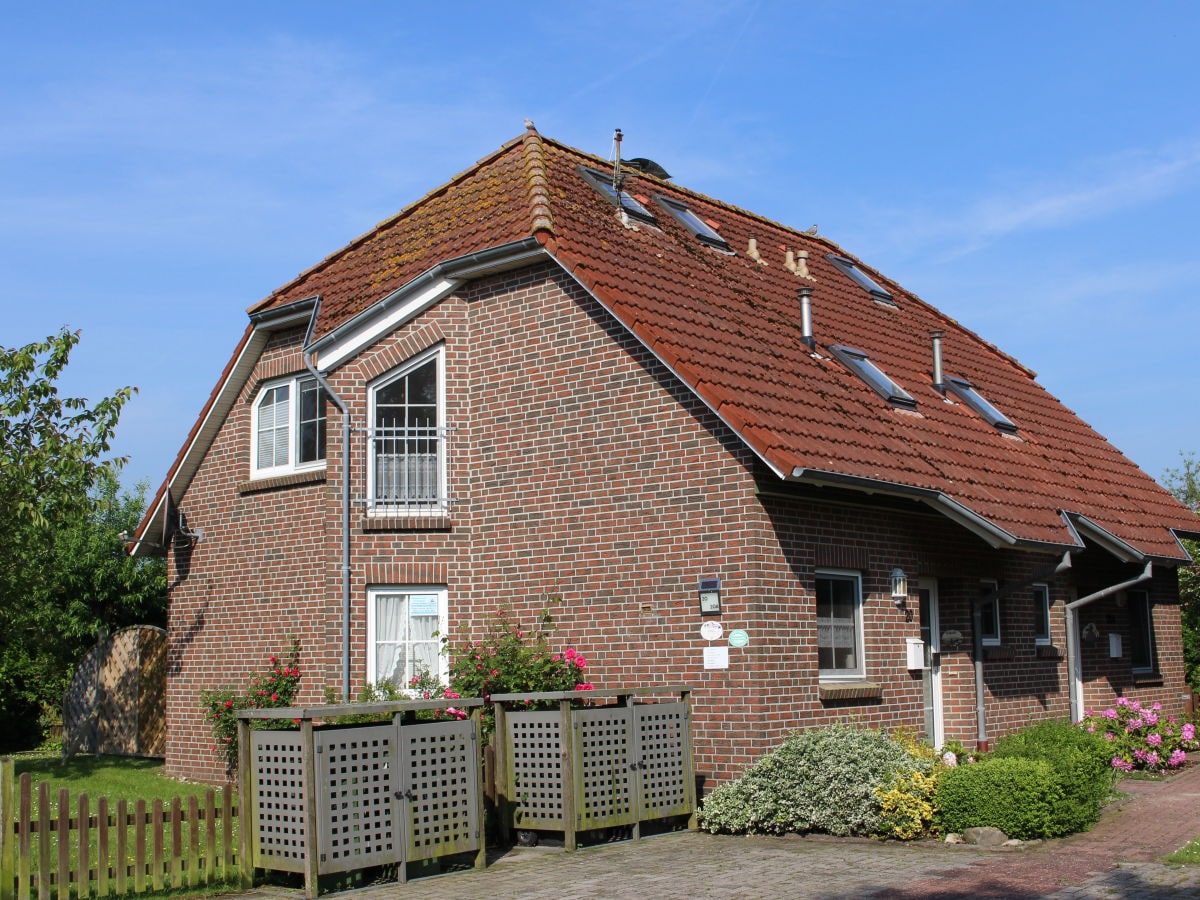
[935,757,1063,839]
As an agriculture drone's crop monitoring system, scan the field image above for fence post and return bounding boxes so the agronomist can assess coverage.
[559,697,577,852]
[300,719,319,900]
[0,758,13,900]
[236,717,254,889]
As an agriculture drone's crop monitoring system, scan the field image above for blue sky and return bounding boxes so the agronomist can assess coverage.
[4,1,1199,493]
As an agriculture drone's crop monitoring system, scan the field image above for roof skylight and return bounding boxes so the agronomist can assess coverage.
[826,254,894,306]
[944,376,1018,433]
[829,345,916,408]
[578,166,657,225]
[654,196,731,251]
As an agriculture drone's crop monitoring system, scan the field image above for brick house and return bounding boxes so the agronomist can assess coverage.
[132,126,1200,786]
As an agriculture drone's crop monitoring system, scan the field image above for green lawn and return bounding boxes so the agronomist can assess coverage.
[11,753,224,809]
[5,753,241,898]
[1165,838,1200,866]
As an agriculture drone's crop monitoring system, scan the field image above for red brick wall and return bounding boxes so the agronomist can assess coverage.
[164,262,1189,785]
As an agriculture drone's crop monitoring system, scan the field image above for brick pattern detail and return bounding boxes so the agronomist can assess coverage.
[364,561,448,585]
[163,261,1191,787]
[238,469,327,495]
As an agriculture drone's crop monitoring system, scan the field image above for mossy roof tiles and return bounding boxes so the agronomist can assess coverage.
[248,128,1197,560]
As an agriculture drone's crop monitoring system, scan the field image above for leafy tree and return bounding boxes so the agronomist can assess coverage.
[1163,454,1200,690]
[0,329,158,748]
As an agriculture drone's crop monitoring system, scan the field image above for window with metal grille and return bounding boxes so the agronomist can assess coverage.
[369,347,446,513]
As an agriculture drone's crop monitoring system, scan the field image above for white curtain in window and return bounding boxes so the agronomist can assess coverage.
[374,593,405,686]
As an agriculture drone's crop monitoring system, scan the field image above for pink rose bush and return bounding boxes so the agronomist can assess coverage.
[202,644,302,770]
[1079,697,1199,773]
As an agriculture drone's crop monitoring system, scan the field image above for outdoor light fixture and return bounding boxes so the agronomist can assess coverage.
[697,577,722,616]
[890,567,908,608]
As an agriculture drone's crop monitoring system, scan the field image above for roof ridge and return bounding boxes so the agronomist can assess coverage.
[247,131,532,315]
[521,126,555,237]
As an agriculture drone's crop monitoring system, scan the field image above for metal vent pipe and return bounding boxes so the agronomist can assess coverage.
[800,287,815,349]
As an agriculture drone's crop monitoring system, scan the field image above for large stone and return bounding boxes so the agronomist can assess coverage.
[963,826,1009,846]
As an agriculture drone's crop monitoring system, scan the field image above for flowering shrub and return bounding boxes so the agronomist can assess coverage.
[445,606,591,698]
[201,645,301,771]
[876,769,939,840]
[443,605,593,739]
[1079,697,1200,773]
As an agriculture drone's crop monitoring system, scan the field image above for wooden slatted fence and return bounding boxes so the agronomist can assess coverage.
[0,759,240,900]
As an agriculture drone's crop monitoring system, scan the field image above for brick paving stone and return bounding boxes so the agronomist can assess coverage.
[223,764,1200,899]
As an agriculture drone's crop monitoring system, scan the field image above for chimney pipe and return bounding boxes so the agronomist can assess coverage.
[931,330,945,393]
[800,287,815,349]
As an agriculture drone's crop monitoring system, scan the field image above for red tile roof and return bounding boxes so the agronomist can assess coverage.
[223,128,1200,560]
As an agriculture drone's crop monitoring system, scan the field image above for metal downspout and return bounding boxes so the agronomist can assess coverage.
[1065,560,1153,721]
[303,305,353,701]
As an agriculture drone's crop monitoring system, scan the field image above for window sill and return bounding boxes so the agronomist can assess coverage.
[238,468,326,494]
[362,514,453,532]
[1035,645,1063,660]
[983,645,1016,662]
[818,681,882,703]
[1131,671,1163,686]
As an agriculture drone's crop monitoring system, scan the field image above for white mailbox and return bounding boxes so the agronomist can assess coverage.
[1109,632,1122,659]
[906,637,926,670]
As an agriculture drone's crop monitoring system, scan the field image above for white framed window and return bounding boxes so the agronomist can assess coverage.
[816,569,864,680]
[368,346,447,513]
[980,579,1001,646]
[251,375,327,477]
[1032,583,1051,645]
[1127,589,1156,673]
[367,586,448,687]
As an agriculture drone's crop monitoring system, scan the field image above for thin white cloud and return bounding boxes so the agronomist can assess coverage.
[869,139,1200,262]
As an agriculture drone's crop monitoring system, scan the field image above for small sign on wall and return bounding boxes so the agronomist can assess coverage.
[703,646,730,669]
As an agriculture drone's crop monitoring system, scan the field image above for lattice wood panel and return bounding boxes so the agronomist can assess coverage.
[63,625,166,758]
[400,720,480,862]
[315,726,398,873]
[252,731,307,873]
[634,702,693,819]
[506,711,564,829]
[573,707,635,830]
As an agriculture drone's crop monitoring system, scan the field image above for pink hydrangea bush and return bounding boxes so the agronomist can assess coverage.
[1079,698,1199,773]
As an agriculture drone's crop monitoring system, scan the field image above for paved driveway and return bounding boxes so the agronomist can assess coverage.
[229,763,1200,899]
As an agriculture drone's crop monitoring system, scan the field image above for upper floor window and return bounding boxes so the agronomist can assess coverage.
[367,586,448,687]
[578,167,657,225]
[816,569,864,680]
[1127,589,1156,673]
[251,375,326,478]
[1032,584,1051,645]
[654,196,731,251]
[826,254,895,306]
[945,376,1018,434]
[368,347,447,513]
[829,345,916,409]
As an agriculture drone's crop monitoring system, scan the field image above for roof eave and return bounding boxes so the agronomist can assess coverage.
[788,467,1024,550]
[309,238,547,371]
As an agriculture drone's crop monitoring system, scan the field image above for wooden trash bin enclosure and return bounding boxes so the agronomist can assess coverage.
[491,685,696,850]
[236,699,486,899]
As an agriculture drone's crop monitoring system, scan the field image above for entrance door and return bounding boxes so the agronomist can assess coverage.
[917,579,944,749]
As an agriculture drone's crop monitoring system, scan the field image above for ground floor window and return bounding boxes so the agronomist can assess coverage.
[367,586,447,687]
[816,569,863,680]
[1127,589,1155,673]
[1032,583,1051,645]
[979,579,1001,645]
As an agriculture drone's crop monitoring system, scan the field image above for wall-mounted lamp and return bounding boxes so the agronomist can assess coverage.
[698,577,722,616]
[890,567,909,609]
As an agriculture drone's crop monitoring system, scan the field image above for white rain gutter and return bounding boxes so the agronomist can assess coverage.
[1065,560,1154,722]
